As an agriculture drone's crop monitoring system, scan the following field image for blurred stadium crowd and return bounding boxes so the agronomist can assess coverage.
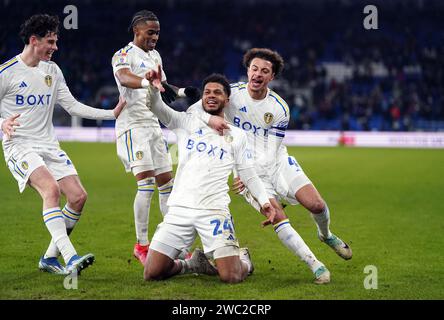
[1,0,443,131]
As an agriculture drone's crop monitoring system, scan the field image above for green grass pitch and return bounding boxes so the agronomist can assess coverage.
[0,142,443,299]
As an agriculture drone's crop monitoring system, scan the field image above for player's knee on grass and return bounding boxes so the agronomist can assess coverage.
[143,248,175,281]
[214,247,244,284]
[216,258,243,284]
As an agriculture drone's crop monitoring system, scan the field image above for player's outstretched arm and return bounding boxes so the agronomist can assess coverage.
[146,65,186,129]
[116,68,150,89]
[112,96,127,118]
[208,116,230,136]
[186,100,229,135]
[237,166,277,226]
[0,114,20,140]
[56,67,117,120]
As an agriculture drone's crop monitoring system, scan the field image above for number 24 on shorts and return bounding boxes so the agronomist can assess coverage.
[210,218,234,236]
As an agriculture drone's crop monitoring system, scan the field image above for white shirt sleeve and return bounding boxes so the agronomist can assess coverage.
[149,87,187,130]
[0,73,7,131]
[56,67,115,120]
[0,73,6,102]
[157,53,167,82]
[235,132,269,207]
[262,103,289,173]
[112,50,131,74]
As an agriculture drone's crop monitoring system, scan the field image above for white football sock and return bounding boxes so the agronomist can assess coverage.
[239,256,253,274]
[158,178,173,217]
[134,177,155,246]
[44,204,81,259]
[42,207,77,264]
[274,220,323,273]
[311,205,332,239]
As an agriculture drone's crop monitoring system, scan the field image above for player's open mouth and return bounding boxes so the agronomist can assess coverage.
[251,79,263,86]
[206,99,218,106]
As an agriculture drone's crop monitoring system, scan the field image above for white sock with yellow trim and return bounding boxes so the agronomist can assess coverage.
[158,178,173,216]
[42,207,77,263]
[134,177,155,246]
[44,205,81,259]
[274,219,323,273]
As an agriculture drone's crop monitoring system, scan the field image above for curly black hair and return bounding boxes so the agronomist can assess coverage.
[243,48,285,77]
[19,14,59,45]
[202,73,231,97]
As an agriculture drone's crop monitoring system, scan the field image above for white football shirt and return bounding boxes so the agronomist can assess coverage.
[112,42,167,138]
[188,82,290,176]
[0,55,114,148]
[148,90,261,211]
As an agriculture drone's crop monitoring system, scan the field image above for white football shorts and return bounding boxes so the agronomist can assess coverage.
[3,143,78,193]
[238,151,312,211]
[274,152,312,205]
[150,206,240,260]
[116,127,172,176]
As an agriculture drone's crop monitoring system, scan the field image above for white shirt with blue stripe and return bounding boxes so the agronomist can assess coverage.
[0,55,114,148]
[188,82,290,179]
[112,42,167,138]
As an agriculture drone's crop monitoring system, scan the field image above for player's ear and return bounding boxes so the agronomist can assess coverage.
[29,35,38,45]
[132,25,138,36]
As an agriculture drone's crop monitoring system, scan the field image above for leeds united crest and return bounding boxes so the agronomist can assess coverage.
[136,151,144,160]
[45,75,52,87]
[264,112,274,124]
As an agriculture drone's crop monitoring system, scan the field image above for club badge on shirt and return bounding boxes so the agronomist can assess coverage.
[45,75,52,87]
[264,112,274,124]
[224,134,233,143]
[21,161,29,170]
[136,151,144,160]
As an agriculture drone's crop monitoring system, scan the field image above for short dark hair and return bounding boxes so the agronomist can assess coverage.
[128,10,159,32]
[19,14,59,45]
[243,48,285,76]
[202,74,231,97]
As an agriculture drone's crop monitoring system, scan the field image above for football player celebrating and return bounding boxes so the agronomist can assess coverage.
[189,48,353,284]
[112,10,200,264]
[0,14,126,275]
[143,68,276,283]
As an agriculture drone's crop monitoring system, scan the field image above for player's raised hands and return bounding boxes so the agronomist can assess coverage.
[145,64,165,92]
[1,114,20,140]
[261,203,277,227]
[113,96,127,118]
[208,115,230,136]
